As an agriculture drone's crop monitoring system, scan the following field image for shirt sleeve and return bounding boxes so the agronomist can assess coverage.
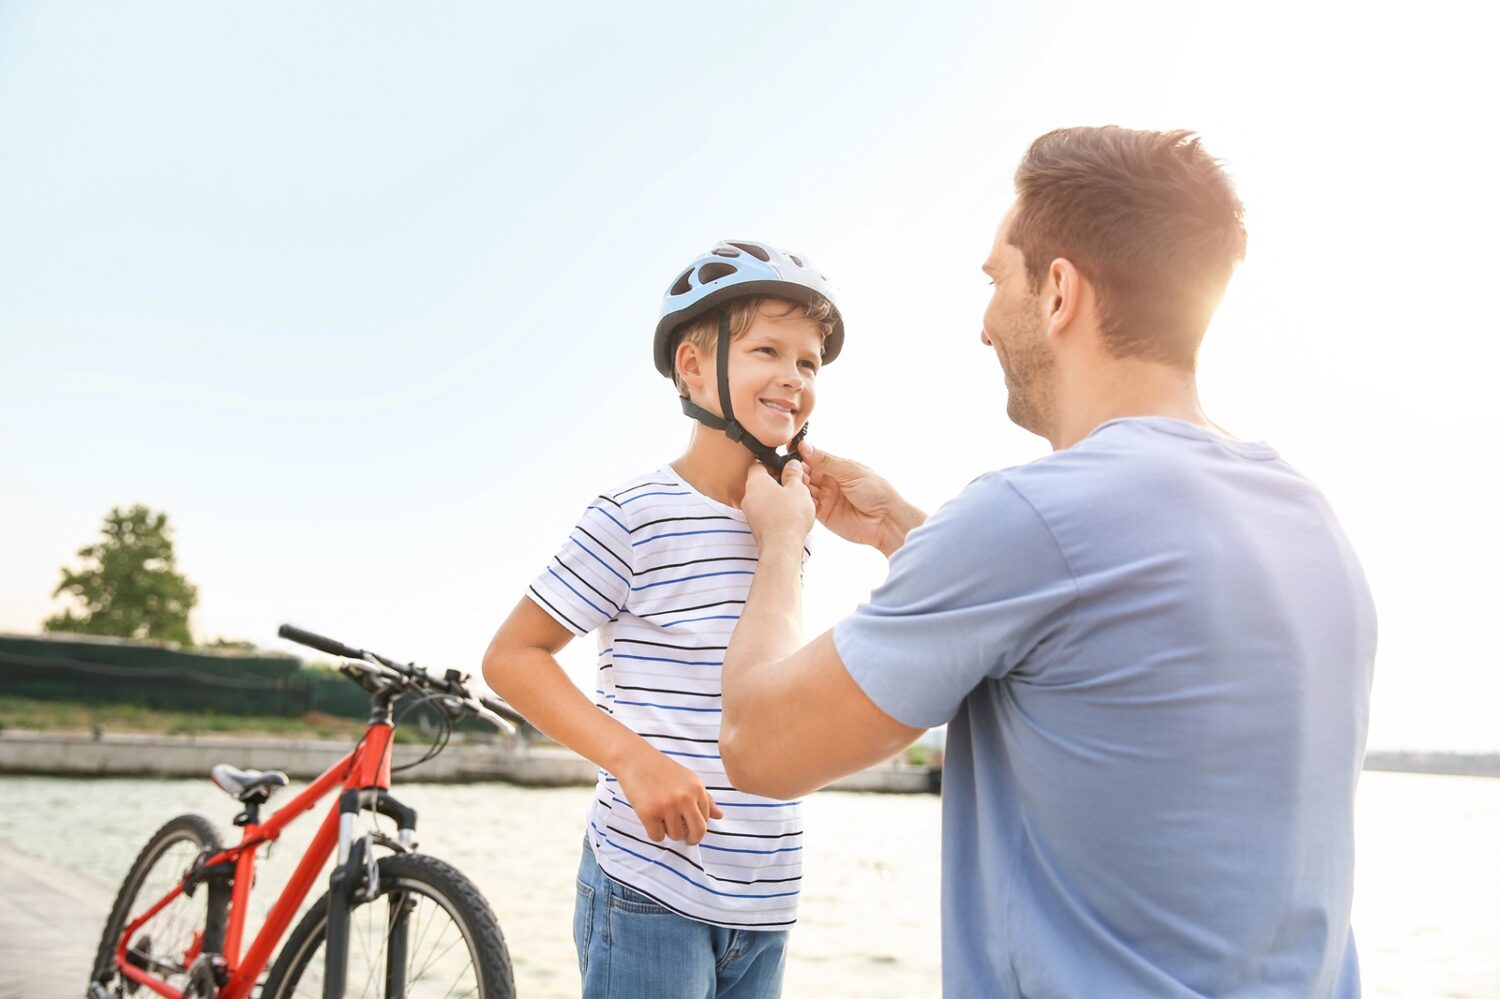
[832,472,1077,729]
[527,496,634,635]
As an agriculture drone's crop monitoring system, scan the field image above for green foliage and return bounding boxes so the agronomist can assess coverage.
[202,637,259,652]
[44,504,197,645]
[0,696,382,740]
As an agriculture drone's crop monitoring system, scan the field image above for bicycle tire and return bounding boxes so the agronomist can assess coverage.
[261,851,514,999]
[88,813,228,996]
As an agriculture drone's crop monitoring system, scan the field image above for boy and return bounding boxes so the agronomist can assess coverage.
[481,240,844,998]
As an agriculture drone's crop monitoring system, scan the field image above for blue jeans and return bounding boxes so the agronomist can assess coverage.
[573,840,789,998]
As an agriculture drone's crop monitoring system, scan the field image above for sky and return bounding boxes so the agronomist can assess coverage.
[2,2,1496,752]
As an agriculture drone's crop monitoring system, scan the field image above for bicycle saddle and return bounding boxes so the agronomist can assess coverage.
[210,763,290,802]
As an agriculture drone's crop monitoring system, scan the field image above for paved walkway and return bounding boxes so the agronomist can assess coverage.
[0,842,109,999]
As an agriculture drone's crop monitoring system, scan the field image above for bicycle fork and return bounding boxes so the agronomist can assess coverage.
[323,788,418,999]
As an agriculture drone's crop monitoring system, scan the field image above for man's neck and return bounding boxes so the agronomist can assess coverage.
[1049,358,1212,451]
[672,426,758,507]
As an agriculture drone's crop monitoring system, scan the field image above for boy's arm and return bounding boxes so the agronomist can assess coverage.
[482,597,723,844]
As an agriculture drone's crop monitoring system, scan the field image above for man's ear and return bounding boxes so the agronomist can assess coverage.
[1046,257,1088,339]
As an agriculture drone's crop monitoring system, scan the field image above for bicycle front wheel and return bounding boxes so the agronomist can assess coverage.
[261,852,514,999]
[88,813,227,997]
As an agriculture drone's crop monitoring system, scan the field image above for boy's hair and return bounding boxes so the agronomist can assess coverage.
[670,296,837,397]
[1010,126,1247,369]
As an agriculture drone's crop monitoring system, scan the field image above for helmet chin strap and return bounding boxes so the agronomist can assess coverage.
[678,312,808,475]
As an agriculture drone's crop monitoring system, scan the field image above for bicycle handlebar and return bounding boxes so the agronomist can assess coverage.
[277,623,526,735]
[277,624,364,661]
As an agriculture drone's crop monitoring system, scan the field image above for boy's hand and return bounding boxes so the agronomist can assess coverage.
[798,442,927,557]
[742,460,816,549]
[615,744,724,845]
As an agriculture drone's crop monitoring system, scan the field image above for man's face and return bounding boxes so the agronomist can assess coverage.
[981,208,1055,437]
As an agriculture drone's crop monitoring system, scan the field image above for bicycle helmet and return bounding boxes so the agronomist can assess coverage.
[654,240,845,472]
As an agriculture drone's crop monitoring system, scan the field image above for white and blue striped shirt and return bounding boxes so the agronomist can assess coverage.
[528,465,805,930]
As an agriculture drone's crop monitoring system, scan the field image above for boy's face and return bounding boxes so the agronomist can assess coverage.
[686,302,823,447]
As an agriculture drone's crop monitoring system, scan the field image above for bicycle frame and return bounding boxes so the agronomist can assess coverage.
[114,719,399,999]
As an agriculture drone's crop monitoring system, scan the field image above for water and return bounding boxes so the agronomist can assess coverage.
[2,771,1494,997]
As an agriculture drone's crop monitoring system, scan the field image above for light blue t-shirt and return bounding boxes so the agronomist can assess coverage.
[834,418,1376,998]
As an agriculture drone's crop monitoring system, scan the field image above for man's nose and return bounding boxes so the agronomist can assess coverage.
[980,327,992,346]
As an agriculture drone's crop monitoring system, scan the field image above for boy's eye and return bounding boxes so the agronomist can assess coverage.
[799,360,818,373]
[755,346,776,356]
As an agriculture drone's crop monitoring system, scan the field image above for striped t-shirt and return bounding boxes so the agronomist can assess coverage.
[527,465,805,930]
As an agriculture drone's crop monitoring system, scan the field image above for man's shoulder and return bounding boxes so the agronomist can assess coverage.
[1006,417,1288,503]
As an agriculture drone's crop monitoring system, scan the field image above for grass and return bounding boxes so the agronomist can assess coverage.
[0,696,431,742]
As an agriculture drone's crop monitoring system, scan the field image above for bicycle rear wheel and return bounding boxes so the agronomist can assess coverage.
[261,851,514,999]
[88,813,227,997]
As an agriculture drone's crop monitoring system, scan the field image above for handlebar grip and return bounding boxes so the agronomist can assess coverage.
[480,694,528,728]
[278,623,364,661]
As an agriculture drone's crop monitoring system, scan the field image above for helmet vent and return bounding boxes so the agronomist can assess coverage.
[698,262,737,283]
[669,269,694,295]
[788,254,804,267]
[712,247,740,257]
[729,242,771,262]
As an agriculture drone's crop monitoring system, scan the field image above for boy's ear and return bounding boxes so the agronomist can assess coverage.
[675,339,708,395]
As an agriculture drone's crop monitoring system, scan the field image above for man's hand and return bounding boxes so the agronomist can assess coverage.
[798,442,927,557]
[614,743,724,844]
[741,460,816,550]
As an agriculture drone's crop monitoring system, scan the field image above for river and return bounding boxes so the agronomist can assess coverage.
[1,771,1494,997]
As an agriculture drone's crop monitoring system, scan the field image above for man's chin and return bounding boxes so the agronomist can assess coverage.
[1005,395,1041,437]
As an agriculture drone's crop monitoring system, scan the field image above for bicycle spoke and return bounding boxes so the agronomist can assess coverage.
[408,925,465,987]
[359,898,386,999]
[405,890,440,983]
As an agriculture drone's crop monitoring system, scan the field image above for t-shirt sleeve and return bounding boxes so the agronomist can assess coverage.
[833,472,1077,729]
[527,497,634,635]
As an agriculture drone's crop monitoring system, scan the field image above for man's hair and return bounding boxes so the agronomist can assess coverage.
[671,296,836,396]
[1010,126,1247,368]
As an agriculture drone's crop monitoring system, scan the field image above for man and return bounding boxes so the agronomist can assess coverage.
[720,126,1376,997]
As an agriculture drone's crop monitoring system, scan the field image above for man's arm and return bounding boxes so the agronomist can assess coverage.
[721,463,924,799]
[800,442,927,557]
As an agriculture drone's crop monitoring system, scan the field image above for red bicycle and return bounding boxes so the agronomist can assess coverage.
[87,624,524,999]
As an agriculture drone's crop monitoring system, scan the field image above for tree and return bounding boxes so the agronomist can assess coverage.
[44,504,197,645]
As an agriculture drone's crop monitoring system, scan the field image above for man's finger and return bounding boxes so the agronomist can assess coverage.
[800,441,857,480]
[780,459,804,486]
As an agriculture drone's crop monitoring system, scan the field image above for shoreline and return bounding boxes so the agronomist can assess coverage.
[0,729,939,792]
[0,731,1493,785]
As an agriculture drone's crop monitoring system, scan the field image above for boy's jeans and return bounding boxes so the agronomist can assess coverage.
[574,839,789,998]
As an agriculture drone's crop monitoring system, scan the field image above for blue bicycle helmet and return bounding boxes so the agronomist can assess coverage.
[654,240,845,471]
